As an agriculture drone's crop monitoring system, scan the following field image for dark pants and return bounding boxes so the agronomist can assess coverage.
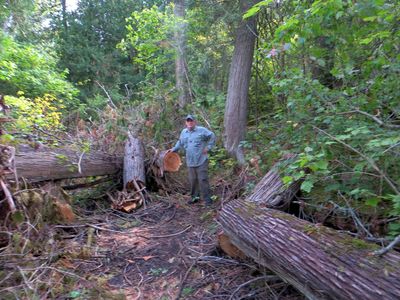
[188,160,211,204]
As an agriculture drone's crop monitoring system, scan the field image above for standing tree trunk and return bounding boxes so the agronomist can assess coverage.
[174,0,190,107]
[223,0,258,164]
[112,133,146,212]
[60,0,68,33]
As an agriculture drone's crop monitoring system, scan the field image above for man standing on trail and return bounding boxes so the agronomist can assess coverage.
[168,114,215,207]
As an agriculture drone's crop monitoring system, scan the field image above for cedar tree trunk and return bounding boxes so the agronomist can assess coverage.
[223,0,258,164]
[219,199,400,300]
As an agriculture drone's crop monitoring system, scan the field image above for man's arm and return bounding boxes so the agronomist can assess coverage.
[171,139,181,152]
[204,129,216,153]
[169,130,184,153]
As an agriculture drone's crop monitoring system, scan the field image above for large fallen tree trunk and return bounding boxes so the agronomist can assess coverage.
[219,156,400,299]
[8,144,122,182]
[219,202,400,299]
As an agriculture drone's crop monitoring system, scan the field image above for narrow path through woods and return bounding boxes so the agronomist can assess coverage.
[69,193,303,299]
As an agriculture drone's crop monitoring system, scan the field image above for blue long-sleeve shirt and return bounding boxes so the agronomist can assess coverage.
[172,126,215,167]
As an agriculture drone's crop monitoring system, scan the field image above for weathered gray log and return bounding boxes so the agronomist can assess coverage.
[8,145,122,182]
[123,133,145,189]
[219,199,400,300]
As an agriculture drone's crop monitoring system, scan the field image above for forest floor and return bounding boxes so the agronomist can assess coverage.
[65,190,304,300]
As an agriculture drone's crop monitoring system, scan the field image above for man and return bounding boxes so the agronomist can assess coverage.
[168,114,215,207]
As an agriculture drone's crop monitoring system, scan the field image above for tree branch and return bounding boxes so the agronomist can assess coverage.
[341,109,400,129]
[373,234,400,256]
[0,179,16,213]
[95,80,117,109]
[313,126,400,195]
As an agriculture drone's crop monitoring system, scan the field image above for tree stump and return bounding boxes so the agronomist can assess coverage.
[123,133,145,189]
[113,133,146,212]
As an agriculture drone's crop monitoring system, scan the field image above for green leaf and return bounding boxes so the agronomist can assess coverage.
[365,198,380,207]
[336,134,351,140]
[243,6,260,19]
[310,160,328,171]
[11,211,24,225]
[282,176,293,185]
[69,291,81,298]
[301,180,314,193]
[243,0,274,19]
[388,223,400,232]
[335,11,344,19]
[363,16,378,22]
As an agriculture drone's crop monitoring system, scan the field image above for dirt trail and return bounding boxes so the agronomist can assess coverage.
[72,193,302,299]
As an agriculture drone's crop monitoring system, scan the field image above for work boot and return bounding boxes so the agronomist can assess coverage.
[187,196,199,204]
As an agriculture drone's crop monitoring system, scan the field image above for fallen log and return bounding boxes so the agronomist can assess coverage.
[152,150,181,177]
[248,154,300,207]
[7,144,122,182]
[145,148,184,195]
[219,199,400,300]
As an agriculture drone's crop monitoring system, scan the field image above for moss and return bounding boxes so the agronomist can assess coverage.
[302,224,320,236]
[339,235,379,252]
[350,238,373,249]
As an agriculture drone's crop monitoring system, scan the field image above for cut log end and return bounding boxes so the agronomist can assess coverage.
[163,151,181,172]
[217,232,246,260]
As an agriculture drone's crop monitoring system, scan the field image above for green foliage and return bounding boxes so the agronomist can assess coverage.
[0,31,78,102]
[121,5,176,74]
[246,0,400,237]
[6,93,64,132]
[182,287,194,297]
[52,0,146,113]
[117,1,233,146]
[209,146,236,173]
[243,0,274,19]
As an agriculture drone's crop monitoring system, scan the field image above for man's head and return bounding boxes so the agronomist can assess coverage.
[185,114,196,131]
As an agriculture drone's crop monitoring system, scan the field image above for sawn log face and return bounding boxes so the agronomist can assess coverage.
[219,199,400,300]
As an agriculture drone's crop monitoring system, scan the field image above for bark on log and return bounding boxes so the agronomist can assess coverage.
[219,199,400,300]
[248,156,300,207]
[123,133,145,189]
[112,133,147,212]
[8,145,122,182]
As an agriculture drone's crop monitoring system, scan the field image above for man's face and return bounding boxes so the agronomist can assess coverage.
[185,119,196,131]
